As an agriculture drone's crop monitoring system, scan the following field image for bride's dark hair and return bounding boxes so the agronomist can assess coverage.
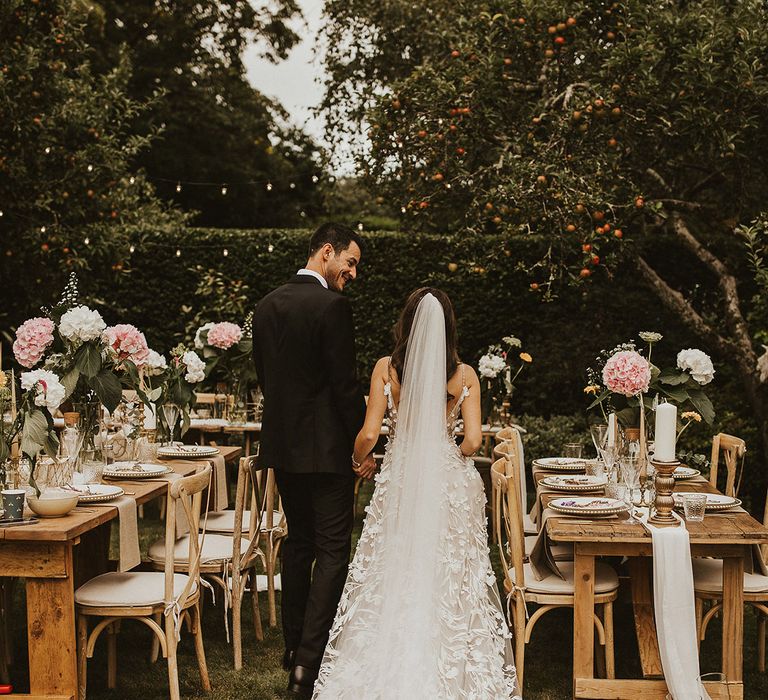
[391,287,460,383]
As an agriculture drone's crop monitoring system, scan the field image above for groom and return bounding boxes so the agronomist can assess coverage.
[252,223,374,698]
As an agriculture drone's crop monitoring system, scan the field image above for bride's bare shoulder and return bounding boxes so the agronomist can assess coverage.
[448,362,479,390]
[372,356,392,380]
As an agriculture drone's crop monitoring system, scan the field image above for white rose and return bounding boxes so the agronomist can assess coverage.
[141,349,167,376]
[194,322,215,350]
[58,305,106,343]
[478,353,506,379]
[677,348,715,385]
[182,350,206,383]
[20,369,66,411]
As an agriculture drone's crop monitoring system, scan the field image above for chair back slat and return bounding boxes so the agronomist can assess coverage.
[491,455,526,589]
[493,432,528,517]
[491,458,511,583]
[709,433,746,497]
[494,426,516,445]
[233,456,268,573]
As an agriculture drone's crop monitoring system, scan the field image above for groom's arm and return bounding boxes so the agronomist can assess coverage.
[320,295,366,441]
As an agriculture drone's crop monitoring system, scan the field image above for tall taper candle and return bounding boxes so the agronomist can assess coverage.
[654,401,677,461]
[607,413,617,448]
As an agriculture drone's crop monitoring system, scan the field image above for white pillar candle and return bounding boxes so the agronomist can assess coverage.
[607,413,617,448]
[654,401,677,462]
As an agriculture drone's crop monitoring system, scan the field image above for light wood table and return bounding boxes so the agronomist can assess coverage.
[541,478,768,699]
[0,445,241,700]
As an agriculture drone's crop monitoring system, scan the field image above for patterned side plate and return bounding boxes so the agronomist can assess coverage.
[672,466,702,480]
[540,475,607,492]
[672,492,742,511]
[69,484,125,503]
[103,462,171,479]
[548,496,630,517]
[533,457,587,472]
[157,445,220,459]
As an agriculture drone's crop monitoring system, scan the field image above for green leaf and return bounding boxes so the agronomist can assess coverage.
[89,370,123,413]
[659,385,690,403]
[615,407,639,428]
[587,389,611,410]
[20,409,49,460]
[658,369,690,385]
[60,367,80,399]
[75,342,102,378]
[687,389,715,424]
[147,387,162,402]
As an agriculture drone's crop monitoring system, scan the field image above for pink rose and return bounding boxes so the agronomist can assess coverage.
[207,322,242,350]
[13,317,55,368]
[104,324,150,366]
[602,350,651,396]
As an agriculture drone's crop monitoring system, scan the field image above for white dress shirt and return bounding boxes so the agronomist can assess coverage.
[297,268,328,289]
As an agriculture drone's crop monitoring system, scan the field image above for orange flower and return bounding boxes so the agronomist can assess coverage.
[519,352,533,363]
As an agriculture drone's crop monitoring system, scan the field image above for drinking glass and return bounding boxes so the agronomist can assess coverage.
[589,423,609,457]
[79,445,112,484]
[620,456,641,505]
[585,459,605,479]
[683,493,707,522]
[598,444,619,483]
[161,403,180,446]
[563,443,583,459]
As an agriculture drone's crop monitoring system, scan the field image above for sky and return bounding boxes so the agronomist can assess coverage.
[242,0,355,172]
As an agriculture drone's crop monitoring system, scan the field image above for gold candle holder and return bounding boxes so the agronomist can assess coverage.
[649,458,680,526]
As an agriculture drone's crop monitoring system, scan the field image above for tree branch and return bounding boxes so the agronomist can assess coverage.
[655,199,713,212]
[646,168,672,195]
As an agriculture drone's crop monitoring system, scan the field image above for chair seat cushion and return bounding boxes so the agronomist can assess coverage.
[148,534,250,565]
[516,561,619,595]
[76,572,196,607]
[693,558,768,594]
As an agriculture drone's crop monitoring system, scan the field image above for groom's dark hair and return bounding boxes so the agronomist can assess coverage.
[308,222,363,257]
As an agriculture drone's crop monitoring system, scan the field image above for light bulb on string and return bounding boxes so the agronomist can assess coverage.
[357,223,364,231]
[129,244,135,253]
[0,210,3,217]
[400,206,407,213]
[221,185,228,195]
[175,248,181,257]
[289,183,296,190]
[44,147,51,154]
[87,164,93,172]
[300,211,306,218]
[223,248,229,257]
[445,183,452,189]
[84,237,90,245]
[40,226,46,233]
[129,176,135,184]
[266,182,273,191]
[311,175,319,183]
[268,244,274,253]
[176,182,181,193]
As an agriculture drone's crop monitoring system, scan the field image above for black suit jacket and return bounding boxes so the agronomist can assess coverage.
[252,275,366,474]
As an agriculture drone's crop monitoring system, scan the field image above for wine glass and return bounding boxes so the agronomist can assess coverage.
[598,444,619,483]
[620,456,641,505]
[161,403,180,446]
[589,423,609,458]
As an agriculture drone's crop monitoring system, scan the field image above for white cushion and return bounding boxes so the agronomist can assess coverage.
[692,558,768,594]
[203,510,252,533]
[523,536,573,562]
[76,572,196,607]
[148,534,251,565]
[523,513,537,535]
[517,561,618,595]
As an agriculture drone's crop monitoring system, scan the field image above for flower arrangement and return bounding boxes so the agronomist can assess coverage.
[585,332,716,429]
[477,335,532,424]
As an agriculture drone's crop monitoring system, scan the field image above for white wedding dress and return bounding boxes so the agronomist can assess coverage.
[313,294,522,699]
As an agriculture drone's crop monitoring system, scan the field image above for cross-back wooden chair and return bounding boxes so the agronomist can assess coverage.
[708,433,746,498]
[491,457,618,690]
[494,426,517,444]
[75,464,212,699]
[493,436,536,535]
[149,456,268,670]
[694,486,768,671]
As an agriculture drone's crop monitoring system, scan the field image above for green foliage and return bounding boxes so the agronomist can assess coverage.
[738,212,768,346]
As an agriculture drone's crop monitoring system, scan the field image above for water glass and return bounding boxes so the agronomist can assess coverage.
[563,443,583,459]
[683,493,707,522]
[605,481,626,501]
[79,445,113,484]
[585,459,605,479]
[589,423,609,457]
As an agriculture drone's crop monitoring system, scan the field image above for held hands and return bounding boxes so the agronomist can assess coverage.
[352,453,377,480]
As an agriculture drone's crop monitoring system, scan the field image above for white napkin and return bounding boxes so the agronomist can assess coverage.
[110,495,140,572]
[639,512,711,700]
[211,455,228,511]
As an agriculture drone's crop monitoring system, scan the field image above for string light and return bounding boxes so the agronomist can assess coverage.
[267,244,274,252]
[40,226,46,233]
[289,183,296,189]
[0,210,4,217]
[401,206,407,213]
[129,244,135,253]
[176,182,182,193]
[221,185,228,195]
[129,176,135,184]
[84,237,90,245]
[311,175,319,183]
[175,248,181,257]
[300,211,306,218]
[223,248,229,256]
[44,147,51,154]
[87,164,93,172]
[266,182,273,191]
[357,223,364,231]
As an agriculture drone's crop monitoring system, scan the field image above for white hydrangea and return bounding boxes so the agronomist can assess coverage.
[58,305,106,343]
[502,335,521,348]
[141,349,167,376]
[677,348,715,385]
[478,353,506,379]
[194,322,215,350]
[757,345,768,384]
[20,369,66,411]
[182,350,206,383]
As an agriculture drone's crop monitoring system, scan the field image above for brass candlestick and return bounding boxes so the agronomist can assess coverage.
[649,458,680,526]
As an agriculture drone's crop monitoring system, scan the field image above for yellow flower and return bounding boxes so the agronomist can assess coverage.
[519,352,533,363]
[583,384,601,395]
[681,411,702,422]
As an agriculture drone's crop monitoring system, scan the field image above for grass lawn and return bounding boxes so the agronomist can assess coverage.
[5,479,768,698]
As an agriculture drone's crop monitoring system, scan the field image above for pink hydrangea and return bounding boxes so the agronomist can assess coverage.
[602,350,651,396]
[207,322,242,350]
[13,317,55,368]
[104,324,150,366]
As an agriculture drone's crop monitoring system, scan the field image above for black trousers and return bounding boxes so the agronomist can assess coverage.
[274,470,355,671]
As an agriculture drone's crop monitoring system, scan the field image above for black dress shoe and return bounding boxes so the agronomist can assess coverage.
[282,649,296,672]
[287,665,317,698]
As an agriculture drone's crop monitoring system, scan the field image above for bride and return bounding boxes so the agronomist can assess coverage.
[313,288,522,699]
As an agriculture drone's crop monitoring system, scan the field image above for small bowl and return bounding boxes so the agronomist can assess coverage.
[27,491,79,518]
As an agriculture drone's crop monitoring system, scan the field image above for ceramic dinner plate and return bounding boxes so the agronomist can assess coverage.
[672,491,742,511]
[103,462,171,479]
[532,457,586,472]
[157,445,220,459]
[548,496,629,517]
[540,474,607,492]
[672,466,701,480]
[69,484,125,503]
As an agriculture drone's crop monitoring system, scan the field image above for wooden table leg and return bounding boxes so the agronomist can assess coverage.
[628,557,663,677]
[574,546,596,694]
[26,545,78,698]
[721,555,744,682]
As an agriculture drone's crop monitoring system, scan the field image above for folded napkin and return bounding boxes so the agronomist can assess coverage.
[211,455,228,511]
[529,507,564,581]
[638,512,711,700]
[108,495,140,572]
